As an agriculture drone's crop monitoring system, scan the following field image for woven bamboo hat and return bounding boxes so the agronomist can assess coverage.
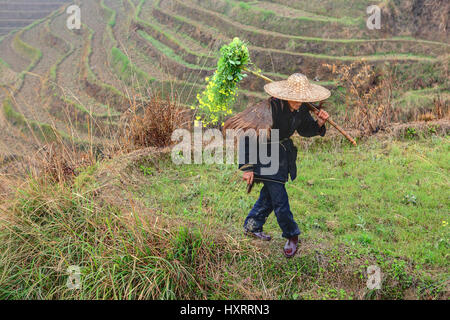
[264,73,331,102]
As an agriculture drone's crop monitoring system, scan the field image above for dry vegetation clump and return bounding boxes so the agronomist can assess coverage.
[417,97,449,122]
[124,95,190,149]
[36,142,96,184]
[324,61,395,135]
[2,93,191,185]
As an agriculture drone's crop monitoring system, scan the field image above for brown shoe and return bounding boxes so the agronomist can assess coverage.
[284,236,298,258]
[244,228,272,241]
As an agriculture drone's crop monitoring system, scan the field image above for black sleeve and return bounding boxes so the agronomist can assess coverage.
[296,104,326,137]
[269,97,282,122]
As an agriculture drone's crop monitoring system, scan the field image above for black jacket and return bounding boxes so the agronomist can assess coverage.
[239,97,326,183]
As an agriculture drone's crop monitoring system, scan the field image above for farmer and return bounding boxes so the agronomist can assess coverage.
[224,73,330,258]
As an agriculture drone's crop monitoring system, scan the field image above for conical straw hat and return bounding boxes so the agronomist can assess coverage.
[264,73,331,102]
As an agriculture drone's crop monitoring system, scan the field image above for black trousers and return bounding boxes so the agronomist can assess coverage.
[244,180,301,239]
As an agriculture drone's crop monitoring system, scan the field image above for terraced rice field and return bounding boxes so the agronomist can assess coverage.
[0,0,71,36]
[0,0,448,173]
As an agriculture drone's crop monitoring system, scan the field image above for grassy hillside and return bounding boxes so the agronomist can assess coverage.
[0,0,448,300]
[0,134,448,299]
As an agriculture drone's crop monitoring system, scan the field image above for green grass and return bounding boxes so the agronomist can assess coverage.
[137,136,450,268]
[9,8,63,79]
[395,86,449,109]
[82,25,101,83]
[58,95,121,119]
[102,0,119,50]
[0,135,448,299]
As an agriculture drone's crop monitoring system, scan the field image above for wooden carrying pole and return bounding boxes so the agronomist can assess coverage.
[244,68,357,146]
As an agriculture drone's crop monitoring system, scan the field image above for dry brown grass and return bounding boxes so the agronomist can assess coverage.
[410,95,449,122]
[36,142,95,183]
[324,61,395,135]
[120,95,191,149]
[22,93,191,184]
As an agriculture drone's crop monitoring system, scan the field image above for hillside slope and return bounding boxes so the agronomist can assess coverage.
[0,0,449,300]
[0,0,448,172]
[0,133,448,299]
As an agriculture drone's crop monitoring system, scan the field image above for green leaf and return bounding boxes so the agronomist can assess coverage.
[196,37,250,126]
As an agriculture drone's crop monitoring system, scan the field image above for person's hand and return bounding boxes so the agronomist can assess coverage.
[315,109,329,127]
[243,171,254,185]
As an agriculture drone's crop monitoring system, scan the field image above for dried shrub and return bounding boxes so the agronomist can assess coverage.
[324,61,394,135]
[127,96,189,148]
[432,96,449,119]
[418,112,436,122]
[38,143,95,183]
[416,96,449,122]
